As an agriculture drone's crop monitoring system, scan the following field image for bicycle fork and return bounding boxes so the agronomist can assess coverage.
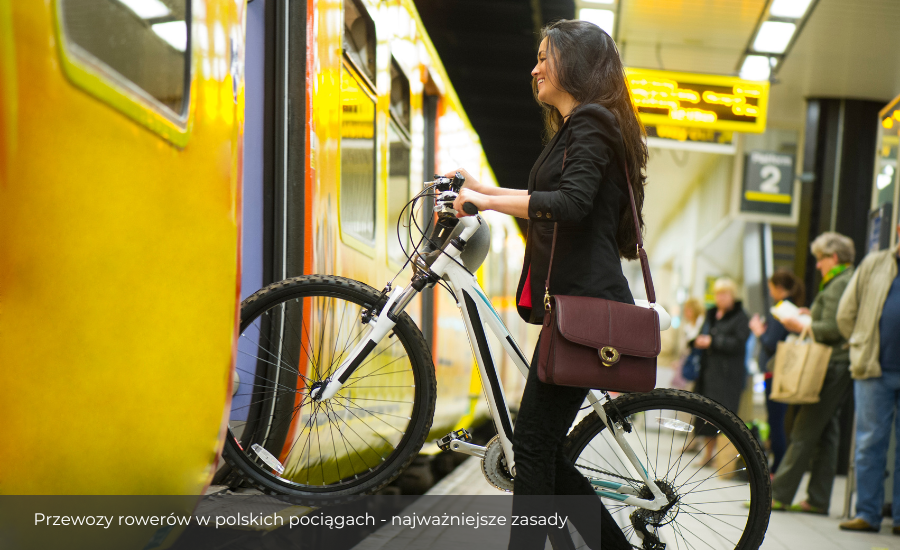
[309,283,413,401]
[310,216,482,402]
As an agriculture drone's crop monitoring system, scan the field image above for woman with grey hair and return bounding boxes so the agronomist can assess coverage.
[770,231,855,514]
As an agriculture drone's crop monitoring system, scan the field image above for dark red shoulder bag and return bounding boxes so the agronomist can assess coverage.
[536,152,660,392]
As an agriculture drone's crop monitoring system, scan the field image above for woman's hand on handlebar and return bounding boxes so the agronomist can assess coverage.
[443,168,483,194]
[452,188,489,218]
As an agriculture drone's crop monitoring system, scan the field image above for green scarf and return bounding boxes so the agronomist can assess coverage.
[820,263,851,291]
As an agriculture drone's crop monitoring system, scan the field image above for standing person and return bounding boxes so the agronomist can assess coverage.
[749,270,805,475]
[770,232,855,514]
[671,297,705,389]
[836,223,900,534]
[449,19,645,550]
[682,297,706,342]
[691,278,751,460]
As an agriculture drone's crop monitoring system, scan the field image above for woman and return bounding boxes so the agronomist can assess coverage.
[672,297,705,389]
[682,298,706,343]
[770,232,855,514]
[749,270,805,476]
[691,278,751,460]
[449,19,645,550]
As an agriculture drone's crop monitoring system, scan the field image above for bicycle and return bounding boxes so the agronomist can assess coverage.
[221,173,772,549]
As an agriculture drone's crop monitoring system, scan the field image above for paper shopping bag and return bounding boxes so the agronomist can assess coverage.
[769,329,832,404]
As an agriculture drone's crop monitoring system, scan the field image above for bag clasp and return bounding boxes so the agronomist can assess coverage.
[600,346,620,367]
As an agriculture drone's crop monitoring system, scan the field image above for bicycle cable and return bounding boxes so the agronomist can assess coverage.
[388,182,474,301]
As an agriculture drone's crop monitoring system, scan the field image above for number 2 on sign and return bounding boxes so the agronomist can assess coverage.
[759,165,781,193]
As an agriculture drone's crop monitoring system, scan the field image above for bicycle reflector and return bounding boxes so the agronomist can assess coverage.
[251,443,285,475]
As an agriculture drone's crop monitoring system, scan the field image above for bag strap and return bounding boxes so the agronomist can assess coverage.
[543,139,657,310]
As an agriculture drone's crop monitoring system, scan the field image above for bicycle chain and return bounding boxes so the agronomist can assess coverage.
[579,463,644,486]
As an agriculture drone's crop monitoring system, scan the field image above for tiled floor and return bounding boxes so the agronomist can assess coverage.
[352,457,900,550]
[761,474,899,550]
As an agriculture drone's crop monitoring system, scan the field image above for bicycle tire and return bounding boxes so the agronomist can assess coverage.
[556,389,771,550]
[221,275,437,503]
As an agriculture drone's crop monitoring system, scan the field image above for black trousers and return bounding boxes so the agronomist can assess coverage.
[508,341,631,549]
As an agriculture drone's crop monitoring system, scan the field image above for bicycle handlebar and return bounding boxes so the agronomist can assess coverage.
[462,202,479,215]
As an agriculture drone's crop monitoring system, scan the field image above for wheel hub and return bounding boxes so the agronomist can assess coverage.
[309,380,325,401]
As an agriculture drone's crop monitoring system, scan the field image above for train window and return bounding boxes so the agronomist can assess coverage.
[387,123,411,265]
[343,0,376,84]
[58,0,191,118]
[340,64,377,245]
[390,59,411,132]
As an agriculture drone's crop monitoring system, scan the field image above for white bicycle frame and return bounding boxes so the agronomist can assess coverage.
[314,215,669,512]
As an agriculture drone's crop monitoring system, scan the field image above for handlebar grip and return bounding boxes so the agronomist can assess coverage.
[462,202,479,215]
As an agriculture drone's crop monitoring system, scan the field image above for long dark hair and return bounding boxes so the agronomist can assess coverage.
[770,269,805,306]
[533,20,648,260]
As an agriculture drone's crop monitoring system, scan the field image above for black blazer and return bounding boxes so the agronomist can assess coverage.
[515,103,634,324]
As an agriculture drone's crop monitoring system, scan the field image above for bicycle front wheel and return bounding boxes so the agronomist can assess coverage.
[561,389,771,550]
[221,275,437,503]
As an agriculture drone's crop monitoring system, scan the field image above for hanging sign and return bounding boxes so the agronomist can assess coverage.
[625,68,769,134]
[741,151,795,217]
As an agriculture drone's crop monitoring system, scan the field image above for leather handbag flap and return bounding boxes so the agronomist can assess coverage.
[553,295,661,357]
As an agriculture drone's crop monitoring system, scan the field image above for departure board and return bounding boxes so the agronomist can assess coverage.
[625,68,769,134]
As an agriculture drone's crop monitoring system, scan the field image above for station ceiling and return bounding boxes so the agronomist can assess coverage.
[415,0,900,231]
[413,0,575,190]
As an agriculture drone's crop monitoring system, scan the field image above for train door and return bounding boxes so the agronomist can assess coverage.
[241,0,307,298]
[226,0,307,481]
[420,86,439,352]
[242,0,274,299]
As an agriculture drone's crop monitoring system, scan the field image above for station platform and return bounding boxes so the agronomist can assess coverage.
[351,457,900,550]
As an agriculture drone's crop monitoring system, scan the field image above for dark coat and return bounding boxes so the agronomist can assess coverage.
[514,104,634,324]
[694,303,751,413]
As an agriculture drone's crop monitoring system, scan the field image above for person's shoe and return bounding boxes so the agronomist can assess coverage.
[839,518,879,532]
[893,525,900,536]
[789,500,827,515]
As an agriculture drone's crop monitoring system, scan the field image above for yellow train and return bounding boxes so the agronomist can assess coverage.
[225,0,535,494]
[1,0,245,547]
[2,0,529,509]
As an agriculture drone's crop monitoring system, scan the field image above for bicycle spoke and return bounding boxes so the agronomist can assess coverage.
[239,329,310,381]
[563,392,765,550]
[223,279,436,499]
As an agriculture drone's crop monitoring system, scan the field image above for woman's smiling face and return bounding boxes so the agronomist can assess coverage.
[532,37,563,107]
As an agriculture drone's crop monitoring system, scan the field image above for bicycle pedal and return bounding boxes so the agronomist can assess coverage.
[436,428,472,451]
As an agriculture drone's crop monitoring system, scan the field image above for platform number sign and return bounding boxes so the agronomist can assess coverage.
[741,151,794,217]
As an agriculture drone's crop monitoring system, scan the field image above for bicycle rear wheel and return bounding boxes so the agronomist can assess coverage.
[221,275,436,503]
[559,389,771,550]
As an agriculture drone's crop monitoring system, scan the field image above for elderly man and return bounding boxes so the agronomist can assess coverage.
[836,223,900,534]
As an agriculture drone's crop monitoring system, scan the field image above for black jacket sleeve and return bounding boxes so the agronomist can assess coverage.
[528,105,621,223]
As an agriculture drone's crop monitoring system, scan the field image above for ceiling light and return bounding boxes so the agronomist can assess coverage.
[740,55,771,81]
[753,21,796,53]
[581,0,615,4]
[769,0,813,19]
[117,0,170,19]
[579,8,615,35]
[152,21,187,52]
